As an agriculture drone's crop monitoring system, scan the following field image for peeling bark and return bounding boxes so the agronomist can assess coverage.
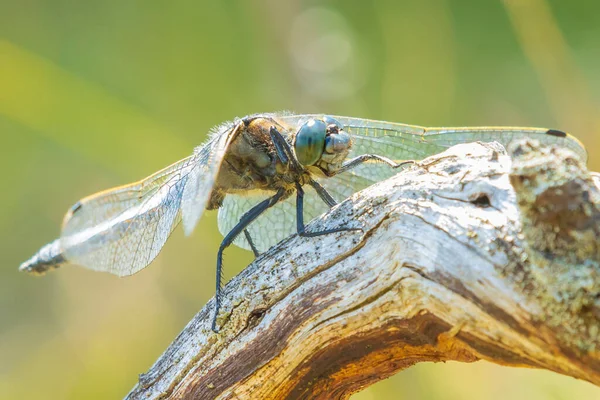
[126,141,600,400]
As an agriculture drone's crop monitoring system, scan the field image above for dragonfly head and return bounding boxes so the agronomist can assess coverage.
[294,116,351,174]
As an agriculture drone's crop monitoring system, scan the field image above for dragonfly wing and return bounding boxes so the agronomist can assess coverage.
[276,114,431,161]
[277,114,588,215]
[181,120,241,236]
[335,116,588,162]
[61,156,195,276]
[315,170,378,204]
[277,114,588,163]
[217,189,330,253]
[422,127,588,162]
[321,122,589,201]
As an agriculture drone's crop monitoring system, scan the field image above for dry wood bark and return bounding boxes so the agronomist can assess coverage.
[126,140,600,400]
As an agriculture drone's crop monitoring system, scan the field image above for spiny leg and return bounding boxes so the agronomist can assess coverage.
[243,229,260,258]
[269,124,350,232]
[308,179,337,208]
[213,188,287,332]
[269,125,312,173]
[295,182,360,237]
[269,126,293,166]
[233,125,295,262]
[244,183,337,258]
[269,125,346,211]
[328,154,414,177]
[243,116,298,168]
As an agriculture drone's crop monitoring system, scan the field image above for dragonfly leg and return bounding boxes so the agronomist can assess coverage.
[269,127,291,165]
[328,155,414,176]
[270,126,303,170]
[243,116,298,169]
[295,182,360,237]
[243,229,260,258]
[213,188,287,332]
[308,179,337,208]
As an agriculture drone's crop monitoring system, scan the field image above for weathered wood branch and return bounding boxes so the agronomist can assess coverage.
[126,141,600,400]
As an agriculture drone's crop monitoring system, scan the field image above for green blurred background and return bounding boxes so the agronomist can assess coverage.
[1,1,599,399]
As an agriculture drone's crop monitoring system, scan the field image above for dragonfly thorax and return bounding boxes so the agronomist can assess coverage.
[213,119,284,194]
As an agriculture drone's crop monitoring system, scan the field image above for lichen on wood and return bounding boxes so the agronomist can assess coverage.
[126,140,600,400]
[508,140,600,355]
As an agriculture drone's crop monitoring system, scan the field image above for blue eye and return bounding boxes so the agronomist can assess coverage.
[294,119,327,166]
[323,116,343,130]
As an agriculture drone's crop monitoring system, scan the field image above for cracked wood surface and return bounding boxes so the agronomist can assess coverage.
[126,140,600,400]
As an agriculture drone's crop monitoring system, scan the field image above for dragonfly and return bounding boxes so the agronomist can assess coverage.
[19,112,588,331]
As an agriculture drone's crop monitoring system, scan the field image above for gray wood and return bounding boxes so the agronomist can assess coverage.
[126,140,600,400]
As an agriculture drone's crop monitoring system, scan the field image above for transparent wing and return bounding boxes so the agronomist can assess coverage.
[343,119,587,188]
[276,114,588,163]
[181,120,241,235]
[217,189,330,253]
[221,113,588,254]
[276,114,588,195]
[61,156,196,276]
[315,170,376,204]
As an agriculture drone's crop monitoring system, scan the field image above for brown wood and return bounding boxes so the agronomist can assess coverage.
[126,140,600,400]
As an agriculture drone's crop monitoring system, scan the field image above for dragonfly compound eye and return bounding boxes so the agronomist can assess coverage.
[294,119,327,166]
[322,116,343,133]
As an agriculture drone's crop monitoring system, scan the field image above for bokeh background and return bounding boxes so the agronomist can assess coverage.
[1,1,599,399]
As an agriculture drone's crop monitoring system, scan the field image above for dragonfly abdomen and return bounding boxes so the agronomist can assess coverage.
[19,239,67,275]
